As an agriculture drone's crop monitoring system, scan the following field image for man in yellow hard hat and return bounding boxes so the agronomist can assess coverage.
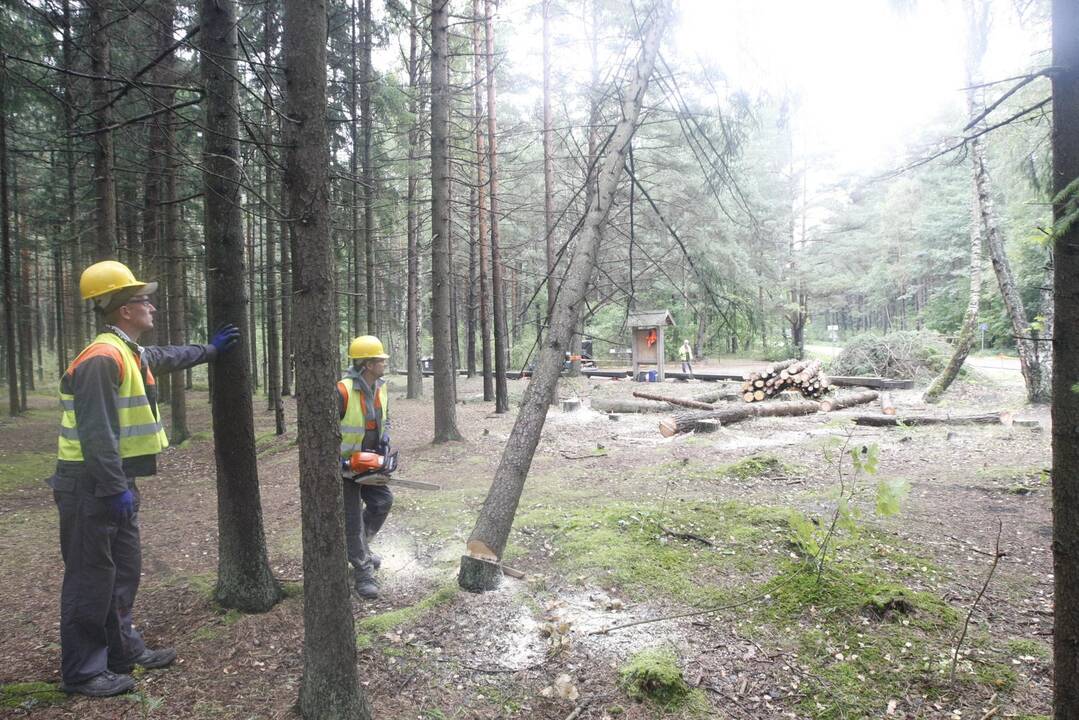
[337,335,394,599]
[50,260,241,697]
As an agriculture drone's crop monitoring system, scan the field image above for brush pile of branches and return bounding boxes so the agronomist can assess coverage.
[829,331,950,380]
[742,359,830,402]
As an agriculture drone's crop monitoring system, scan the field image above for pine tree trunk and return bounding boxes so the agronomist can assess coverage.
[264,0,284,435]
[473,0,493,401]
[459,0,670,591]
[405,0,423,398]
[201,0,281,613]
[542,0,555,320]
[430,0,462,442]
[1052,0,1079,715]
[88,0,116,261]
[279,171,292,396]
[0,53,18,417]
[283,0,371,714]
[165,153,189,444]
[485,0,509,412]
[361,0,375,333]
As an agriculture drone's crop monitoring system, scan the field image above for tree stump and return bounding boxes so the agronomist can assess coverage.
[458,554,503,593]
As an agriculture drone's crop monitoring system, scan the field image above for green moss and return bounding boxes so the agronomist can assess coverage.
[718,453,798,481]
[0,681,66,709]
[1006,638,1051,659]
[617,647,706,713]
[975,663,1019,691]
[0,451,55,493]
[514,499,788,606]
[176,430,212,449]
[356,582,458,648]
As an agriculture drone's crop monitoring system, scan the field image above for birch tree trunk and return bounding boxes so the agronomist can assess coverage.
[430,0,462,442]
[1052,0,1079,714]
[459,0,671,591]
[201,0,281,612]
[924,3,988,404]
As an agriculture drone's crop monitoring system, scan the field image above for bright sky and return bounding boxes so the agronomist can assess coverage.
[493,0,1050,177]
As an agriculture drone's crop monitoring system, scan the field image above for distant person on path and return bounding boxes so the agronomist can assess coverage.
[679,339,695,379]
[338,335,395,600]
[51,261,240,697]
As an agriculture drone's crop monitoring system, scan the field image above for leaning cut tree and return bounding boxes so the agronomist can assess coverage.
[458,0,672,591]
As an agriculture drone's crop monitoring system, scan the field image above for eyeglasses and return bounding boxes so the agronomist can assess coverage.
[125,297,154,307]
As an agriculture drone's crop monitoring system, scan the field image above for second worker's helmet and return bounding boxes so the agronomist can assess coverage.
[348,335,389,360]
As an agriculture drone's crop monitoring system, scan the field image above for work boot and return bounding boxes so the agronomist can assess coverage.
[353,572,380,600]
[109,647,177,674]
[60,671,135,697]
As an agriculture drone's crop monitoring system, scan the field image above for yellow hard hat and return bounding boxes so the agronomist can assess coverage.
[348,335,389,360]
[79,260,157,301]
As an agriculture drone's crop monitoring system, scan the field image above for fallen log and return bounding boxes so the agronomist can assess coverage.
[820,390,879,412]
[848,412,1011,427]
[591,398,671,413]
[880,392,896,415]
[633,390,717,410]
[659,399,821,436]
[692,387,743,403]
[828,376,914,390]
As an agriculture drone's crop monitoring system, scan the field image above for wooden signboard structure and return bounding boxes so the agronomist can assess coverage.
[627,309,674,381]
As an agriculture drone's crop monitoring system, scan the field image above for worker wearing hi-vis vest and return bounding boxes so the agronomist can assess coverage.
[50,261,240,698]
[337,335,394,599]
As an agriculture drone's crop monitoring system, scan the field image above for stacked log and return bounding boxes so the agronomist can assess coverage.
[741,359,831,403]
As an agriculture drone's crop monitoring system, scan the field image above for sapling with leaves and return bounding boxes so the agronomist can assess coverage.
[788,423,909,582]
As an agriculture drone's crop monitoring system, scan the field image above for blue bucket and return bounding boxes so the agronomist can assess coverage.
[647,370,657,382]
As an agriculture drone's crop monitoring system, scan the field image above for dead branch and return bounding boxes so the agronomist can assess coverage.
[950,521,1006,682]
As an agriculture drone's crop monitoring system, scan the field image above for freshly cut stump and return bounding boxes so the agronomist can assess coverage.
[458,555,503,593]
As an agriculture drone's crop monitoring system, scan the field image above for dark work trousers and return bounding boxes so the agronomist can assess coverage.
[342,480,394,578]
[54,478,145,684]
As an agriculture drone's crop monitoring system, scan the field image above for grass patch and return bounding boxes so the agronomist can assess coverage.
[0,451,56,493]
[356,582,458,649]
[618,647,707,714]
[0,681,66,710]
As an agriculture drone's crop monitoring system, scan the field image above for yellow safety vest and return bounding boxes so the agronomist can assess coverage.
[339,378,388,459]
[58,333,169,462]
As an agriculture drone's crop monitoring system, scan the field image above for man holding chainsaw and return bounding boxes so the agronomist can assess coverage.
[338,335,398,599]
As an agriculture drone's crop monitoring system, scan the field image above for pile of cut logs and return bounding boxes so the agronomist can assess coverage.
[741,359,830,403]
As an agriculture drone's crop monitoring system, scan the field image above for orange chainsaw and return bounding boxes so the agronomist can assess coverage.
[341,447,399,478]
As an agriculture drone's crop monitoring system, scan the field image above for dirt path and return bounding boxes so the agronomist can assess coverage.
[0,367,1053,719]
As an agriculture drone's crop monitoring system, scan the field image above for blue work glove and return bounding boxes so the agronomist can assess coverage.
[105,489,135,524]
[210,324,241,354]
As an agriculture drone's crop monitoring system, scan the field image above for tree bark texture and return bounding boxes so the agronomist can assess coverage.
[1,52,18,416]
[485,0,509,413]
[62,0,85,352]
[430,0,462,442]
[658,399,821,437]
[473,0,493,402]
[542,0,555,319]
[405,0,423,398]
[283,0,372,714]
[361,0,375,333]
[459,0,671,591]
[165,154,189,443]
[201,0,281,613]
[88,0,117,261]
[264,0,285,435]
[1052,0,1079,714]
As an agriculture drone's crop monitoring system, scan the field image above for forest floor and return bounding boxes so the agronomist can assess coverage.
[0,358,1052,720]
